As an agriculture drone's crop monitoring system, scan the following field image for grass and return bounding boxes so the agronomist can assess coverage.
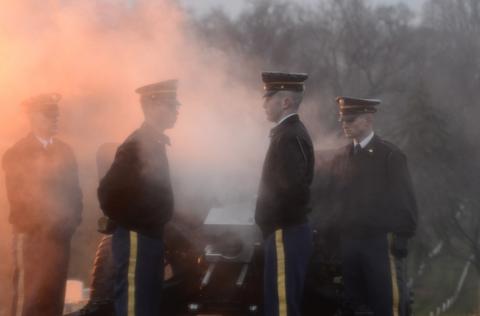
[413,254,479,315]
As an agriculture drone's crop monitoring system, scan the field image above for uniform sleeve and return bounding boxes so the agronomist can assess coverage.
[97,142,141,230]
[387,150,418,237]
[97,141,173,235]
[274,135,313,214]
[2,150,33,232]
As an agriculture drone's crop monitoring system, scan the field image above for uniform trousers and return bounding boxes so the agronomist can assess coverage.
[112,227,164,316]
[11,230,71,316]
[341,233,407,316]
[263,222,313,316]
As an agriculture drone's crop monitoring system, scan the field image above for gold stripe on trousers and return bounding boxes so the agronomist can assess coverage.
[388,233,400,316]
[128,232,138,316]
[275,229,287,316]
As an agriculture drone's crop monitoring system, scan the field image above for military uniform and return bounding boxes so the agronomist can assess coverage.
[326,97,417,316]
[2,94,83,316]
[97,81,176,316]
[255,72,314,316]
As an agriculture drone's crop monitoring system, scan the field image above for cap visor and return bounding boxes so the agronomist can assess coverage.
[263,90,278,98]
[338,113,359,122]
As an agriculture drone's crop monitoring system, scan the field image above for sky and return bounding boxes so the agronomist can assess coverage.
[179,0,426,15]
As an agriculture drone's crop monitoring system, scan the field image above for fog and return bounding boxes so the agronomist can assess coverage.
[1,0,479,314]
[0,0,282,310]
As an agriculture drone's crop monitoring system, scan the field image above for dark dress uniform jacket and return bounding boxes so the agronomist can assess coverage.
[98,123,174,239]
[255,114,315,237]
[327,135,417,237]
[2,134,83,235]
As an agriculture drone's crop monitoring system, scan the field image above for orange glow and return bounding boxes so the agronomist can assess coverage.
[0,1,268,311]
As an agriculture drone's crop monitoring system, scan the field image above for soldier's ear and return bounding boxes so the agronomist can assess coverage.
[282,95,293,110]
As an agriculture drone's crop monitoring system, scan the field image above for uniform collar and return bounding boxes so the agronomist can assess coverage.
[140,122,171,145]
[349,133,380,157]
[276,112,298,127]
[353,131,374,149]
[270,114,299,137]
[34,134,53,149]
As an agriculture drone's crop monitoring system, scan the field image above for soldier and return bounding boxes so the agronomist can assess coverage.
[2,93,83,316]
[97,80,178,316]
[255,72,315,316]
[327,97,418,316]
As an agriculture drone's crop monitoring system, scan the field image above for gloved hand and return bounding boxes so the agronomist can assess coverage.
[391,234,409,258]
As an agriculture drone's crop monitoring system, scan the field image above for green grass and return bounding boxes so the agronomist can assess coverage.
[413,254,479,315]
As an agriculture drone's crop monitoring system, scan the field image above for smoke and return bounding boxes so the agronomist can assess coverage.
[0,0,271,309]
